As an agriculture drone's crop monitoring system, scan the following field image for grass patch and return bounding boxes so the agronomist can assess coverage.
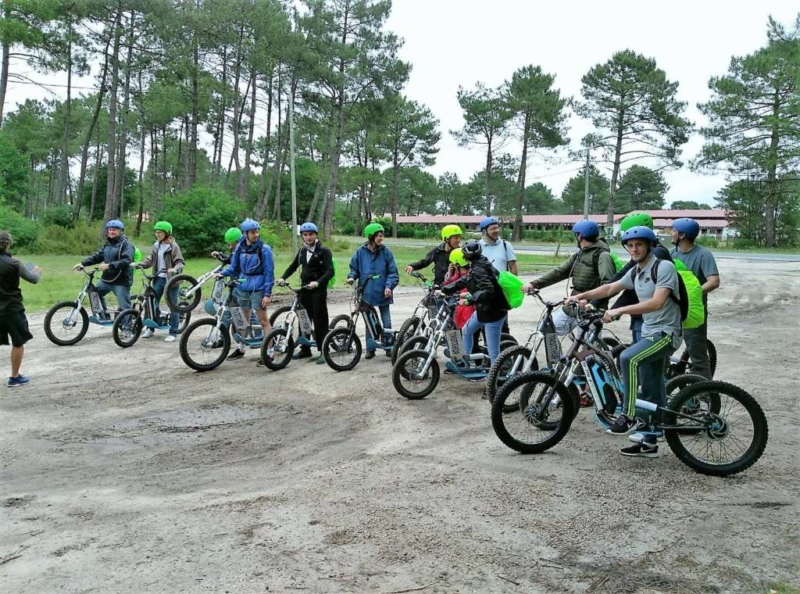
[767,584,800,594]
[16,246,564,313]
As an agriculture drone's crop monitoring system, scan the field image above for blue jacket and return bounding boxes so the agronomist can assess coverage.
[221,238,274,296]
[348,243,399,307]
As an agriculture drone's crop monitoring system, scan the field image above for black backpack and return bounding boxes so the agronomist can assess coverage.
[629,259,689,323]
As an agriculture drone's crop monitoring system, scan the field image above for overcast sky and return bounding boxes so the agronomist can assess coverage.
[385,0,800,206]
[6,1,798,208]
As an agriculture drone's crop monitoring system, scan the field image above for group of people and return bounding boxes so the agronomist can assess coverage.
[2,212,719,460]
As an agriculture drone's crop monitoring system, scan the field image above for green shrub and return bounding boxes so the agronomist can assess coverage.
[695,235,719,248]
[0,206,39,251]
[732,238,756,249]
[33,222,106,255]
[158,187,242,257]
[42,204,76,228]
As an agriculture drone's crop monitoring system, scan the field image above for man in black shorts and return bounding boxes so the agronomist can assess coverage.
[0,231,41,387]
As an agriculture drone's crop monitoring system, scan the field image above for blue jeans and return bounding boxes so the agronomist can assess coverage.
[95,280,131,311]
[619,333,675,418]
[462,312,507,365]
[367,305,392,352]
[152,276,179,335]
[630,316,644,343]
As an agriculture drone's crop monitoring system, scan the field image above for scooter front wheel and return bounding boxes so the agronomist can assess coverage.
[322,327,362,372]
[44,301,89,346]
[393,349,440,400]
[112,309,143,348]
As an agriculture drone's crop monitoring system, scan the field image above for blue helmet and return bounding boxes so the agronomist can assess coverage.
[572,219,599,241]
[621,226,657,246]
[672,218,700,240]
[105,219,124,230]
[240,218,260,232]
[299,222,318,234]
[479,216,499,232]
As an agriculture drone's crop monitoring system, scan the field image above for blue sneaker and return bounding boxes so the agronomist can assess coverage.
[8,375,30,388]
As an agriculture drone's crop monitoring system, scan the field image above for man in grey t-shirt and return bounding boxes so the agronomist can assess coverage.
[670,218,720,379]
[478,216,517,275]
[570,226,682,459]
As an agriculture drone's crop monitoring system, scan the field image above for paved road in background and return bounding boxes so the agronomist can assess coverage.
[337,236,800,262]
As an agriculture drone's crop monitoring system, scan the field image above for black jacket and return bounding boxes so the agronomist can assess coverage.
[81,234,135,286]
[441,256,509,323]
[0,251,41,313]
[281,241,334,289]
[408,243,450,286]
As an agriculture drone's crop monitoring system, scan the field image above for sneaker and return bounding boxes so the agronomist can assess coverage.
[315,355,326,365]
[605,415,647,436]
[620,443,661,458]
[365,351,376,360]
[142,328,154,339]
[579,394,594,408]
[227,349,245,360]
[293,349,313,360]
[164,335,176,343]
[8,375,30,388]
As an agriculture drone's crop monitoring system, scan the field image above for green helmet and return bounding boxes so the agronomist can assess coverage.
[364,222,385,240]
[620,213,654,232]
[224,227,242,244]
[441,224,463,241]
[154,221,173,235]
[449,248,468,267]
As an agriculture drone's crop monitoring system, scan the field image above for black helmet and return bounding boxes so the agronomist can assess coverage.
[461,239,482,261]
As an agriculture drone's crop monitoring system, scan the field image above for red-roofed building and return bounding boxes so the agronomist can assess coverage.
[393,209,733,237]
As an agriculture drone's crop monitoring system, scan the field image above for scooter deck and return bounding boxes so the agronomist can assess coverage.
[143,319,171,330]
[233,332,264,348]
[445,361,487,380]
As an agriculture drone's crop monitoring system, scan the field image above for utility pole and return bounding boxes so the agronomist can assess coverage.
[583,147,591,219]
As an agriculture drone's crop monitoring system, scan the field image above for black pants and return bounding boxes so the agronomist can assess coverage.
[300,288,329,353]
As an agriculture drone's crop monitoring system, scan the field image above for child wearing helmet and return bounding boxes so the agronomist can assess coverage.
[439,239,510,368]
[347,222,399,359]
[568,225,683,458]
[445,248,475,330]
[211,227,243,264]
[523,219,616,336]
[72,219,135,313]
[135,221,185,342]
[217,218,275,363]
[275,222,334,364]
[670,217,719,379]
[405,224,462,285]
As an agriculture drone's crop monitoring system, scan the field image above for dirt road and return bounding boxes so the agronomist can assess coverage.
[2,258,799,593]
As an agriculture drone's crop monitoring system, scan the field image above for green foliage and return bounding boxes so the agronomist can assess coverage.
[525,229,575,243]
[694,235,719,248]
[41,204,75,228]
[32,222,104,255]
[158,187,242,257]
[0,132,29,210]
[671,200,712,210]
[560,165,610,214]
[0,204,38,250]
[615,165,668,211]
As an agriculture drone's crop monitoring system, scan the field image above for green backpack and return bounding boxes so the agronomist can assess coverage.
[496,270,524,309]
[673,259,705,329]
[609,252,624,272]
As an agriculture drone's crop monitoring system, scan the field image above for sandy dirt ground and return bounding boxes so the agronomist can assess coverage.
[2,257,799,593]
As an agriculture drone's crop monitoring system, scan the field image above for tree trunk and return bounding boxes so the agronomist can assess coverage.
[136,123,146,237]
[213,45,228,180]
[187,23,199,189]
[485,139,493,215]
[240,68,257,202]
[114,11,135,215]
[89,141,102,221]
[75,30,111,221]
[226,25,245,191]
[57,18,73,205]
[262,73,284,220]
[391,148,399,239]
[0,0,11,126]
[607,112,625,232]
[764,90,782,247]
[255,71,273,218]
[102,8,123,222]
[513,112,530,241]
